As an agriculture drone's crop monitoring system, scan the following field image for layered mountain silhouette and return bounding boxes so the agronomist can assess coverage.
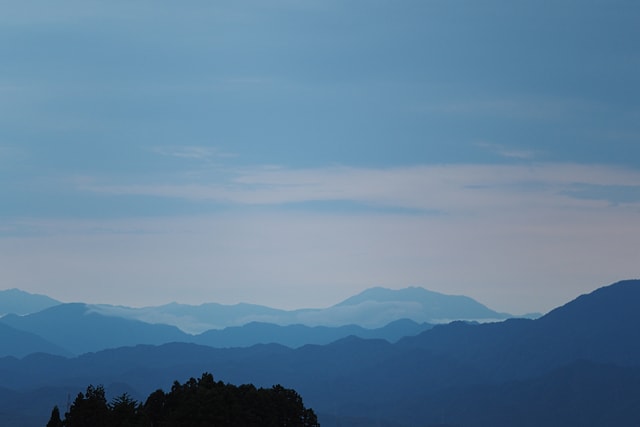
[0,302,432,355]
[194,319,432,349]
[0,322,70,358]
[0,280,638,426]
[0,303,189,354]
[0,285,513,355]
[88,286,518,333]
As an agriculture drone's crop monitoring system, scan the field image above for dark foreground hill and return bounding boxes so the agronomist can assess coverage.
[1,280,639,427]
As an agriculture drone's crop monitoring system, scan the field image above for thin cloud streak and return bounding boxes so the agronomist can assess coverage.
[79,163,640,213]
[474,142,538,160]
[421,95,608,121]
[151,146,236,161]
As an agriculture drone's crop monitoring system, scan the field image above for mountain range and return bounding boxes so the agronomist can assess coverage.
[0,285,520,356]
[0,302,433,356]
[2,280,637,426]
[88,286,521,333]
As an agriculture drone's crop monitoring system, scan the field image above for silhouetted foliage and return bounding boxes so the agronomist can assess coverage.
[46,405,63,427]
[110,393,143,427]
[65,385,110,427]
[52,373,319,426]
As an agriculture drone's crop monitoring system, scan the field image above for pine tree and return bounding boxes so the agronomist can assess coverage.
[45,406,63,427]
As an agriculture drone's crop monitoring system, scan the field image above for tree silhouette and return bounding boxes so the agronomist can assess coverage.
[110,393,142,427]
[45,405,63,427]
[64,385,110,427]
[49,373,319,426]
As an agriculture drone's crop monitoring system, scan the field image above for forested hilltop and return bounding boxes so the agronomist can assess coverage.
[46,373,319,427]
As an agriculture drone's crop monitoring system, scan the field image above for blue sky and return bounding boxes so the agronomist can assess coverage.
[1,0,639,313]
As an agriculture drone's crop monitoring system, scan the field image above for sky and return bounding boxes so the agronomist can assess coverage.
[1,0,639,314]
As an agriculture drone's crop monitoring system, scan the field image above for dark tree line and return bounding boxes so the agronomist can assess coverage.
[47,372,319,427]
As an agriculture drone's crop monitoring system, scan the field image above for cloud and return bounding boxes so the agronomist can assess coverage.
[561,184,640,205]
[424,95,606,122]
[151,145,235,161]
[474,142,538,160]
[79,163,640,216]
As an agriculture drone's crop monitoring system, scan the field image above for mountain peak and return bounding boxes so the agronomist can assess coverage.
[333,286,509,322]
[0,288,61,316]
[335,286,442,306]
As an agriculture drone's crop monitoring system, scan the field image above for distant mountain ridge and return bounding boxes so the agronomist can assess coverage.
[0,285,512,356]
[88,286,519,333]
[1,286,524,334]
[0,322,70,358]
[194,319,432,348]
[336,286,510,319]
[0,302,432,356]
[0,288,60,316]
[0,303,189,355]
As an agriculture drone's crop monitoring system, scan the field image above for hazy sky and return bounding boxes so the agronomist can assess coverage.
[1,0,639,314]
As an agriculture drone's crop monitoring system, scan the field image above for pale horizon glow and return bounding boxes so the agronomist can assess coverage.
[3,161,640,314]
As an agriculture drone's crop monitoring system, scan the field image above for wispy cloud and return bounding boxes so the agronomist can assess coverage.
[151,145,235,161]
[79,163,640,216]
[474,142,538,160]
[561,184,640,205]
[423,95,606,122]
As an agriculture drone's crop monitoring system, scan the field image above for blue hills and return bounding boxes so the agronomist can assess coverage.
[0,285,515,356]
[0,302,433,356]
[335,285,510,319]
[0,322,70,358]
[0,303,189,355]
[1,280,638,426]
[194,318,431,349]
[88,285,518,333]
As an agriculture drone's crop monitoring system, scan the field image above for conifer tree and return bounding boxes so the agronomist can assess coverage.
[45,406,63,427]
